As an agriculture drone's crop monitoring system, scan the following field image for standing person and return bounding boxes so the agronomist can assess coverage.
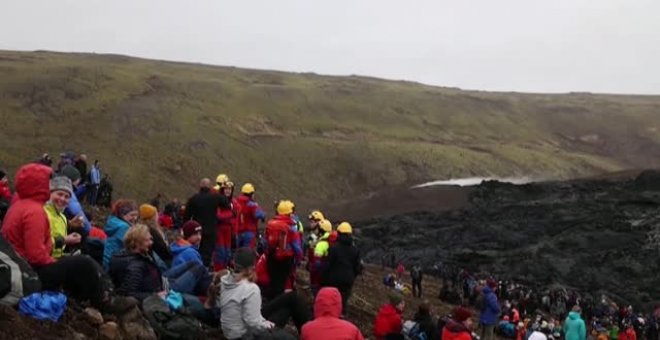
[411,265,423,298]
[213,175,240,271]
[321,222,361,316]
[563,306,587,340]
[301,287,365,340]
[413,301,439,340]
[479,280,501,340]
[442,307,474,340]
[88,160,101,206]
[235,183,265,249]
[74,154,88,185]
[262,200,302,299]
[184,178,220,267]
[102,199,139,270]
[396,262,405,281]
[373,292,405,340]
[306,210,325,259]
[310,219,332,297]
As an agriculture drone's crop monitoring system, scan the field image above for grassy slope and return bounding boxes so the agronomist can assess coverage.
[1,50,659,209]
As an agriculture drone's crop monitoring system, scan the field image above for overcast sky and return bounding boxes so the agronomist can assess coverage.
[1,0,659,94]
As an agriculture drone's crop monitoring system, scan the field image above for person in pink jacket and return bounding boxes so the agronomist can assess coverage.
[301,287,364,340]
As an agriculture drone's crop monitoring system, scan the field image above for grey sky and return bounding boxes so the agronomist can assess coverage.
[1,0,659,94]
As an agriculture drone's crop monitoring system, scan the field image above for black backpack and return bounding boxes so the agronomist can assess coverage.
[411,267,422,281]
[0,234,41,306]
[142,295,203,340]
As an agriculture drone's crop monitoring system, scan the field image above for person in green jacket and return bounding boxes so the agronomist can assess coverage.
[563,306,587,340]
[44,176,82,258]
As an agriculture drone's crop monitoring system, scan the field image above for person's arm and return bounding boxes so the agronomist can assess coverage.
[183,197,194,221]
[489,294,501,314]
[580,320,587,340]
[241,285,271,330]
[150,228,172,261]
[23,210,55,266]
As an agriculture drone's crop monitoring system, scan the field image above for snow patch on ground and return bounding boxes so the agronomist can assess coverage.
[412,177,534,188]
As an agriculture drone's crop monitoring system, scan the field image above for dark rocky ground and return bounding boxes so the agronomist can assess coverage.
[357,170,660,309]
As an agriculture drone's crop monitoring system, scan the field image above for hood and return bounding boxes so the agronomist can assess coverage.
[220,273,244,290]
[314,287,342,318]
[105,215,130,237]
[568,311,581,320]
[445,320,469,333]
[15,163,52,202]
[170,239,194,255]
[378,303,401,318]
[337,233,353,245]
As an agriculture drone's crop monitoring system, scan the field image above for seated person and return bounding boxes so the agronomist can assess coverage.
[219,247,311,340]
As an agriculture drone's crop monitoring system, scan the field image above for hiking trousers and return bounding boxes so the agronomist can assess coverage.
[412,279,422,298]
[36,255,105,306]
[262,291,311,332]
[480,323,495,340]
[164,261,209,294]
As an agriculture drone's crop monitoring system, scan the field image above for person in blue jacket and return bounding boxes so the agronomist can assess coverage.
[59,165,91,235]
[170,220,204,267]
[479,279,501,340]
[103,199,138,270]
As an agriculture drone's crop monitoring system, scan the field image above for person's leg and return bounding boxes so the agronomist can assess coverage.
[485,324,495,340]
[262,292,310,331]
[199,229,215,267]
[36,255,105,305]
[338,284,353,316]
[167,263,206,294]
[164,261,196,279]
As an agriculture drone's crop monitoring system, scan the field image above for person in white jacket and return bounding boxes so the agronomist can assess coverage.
[219,247,310,340]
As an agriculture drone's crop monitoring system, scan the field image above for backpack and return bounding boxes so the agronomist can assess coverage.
[265,220,293,260]
[403,320,428,340]
[142,294,203,340]
[0,234,41,306]
[475,292,486,311]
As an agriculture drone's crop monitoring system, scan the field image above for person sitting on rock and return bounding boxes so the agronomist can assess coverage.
[170,220,213,295]
[1,163,126,311]
[138,203,173,269]
[373,292,405,340]
[103,199,139,270]
[110,224,210,298]
[301,286,364,340]
[441,306,474,340]
[43,176,83,258]
[219,247,311,339]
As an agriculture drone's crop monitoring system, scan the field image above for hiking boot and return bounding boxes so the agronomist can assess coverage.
[102,296,138,314]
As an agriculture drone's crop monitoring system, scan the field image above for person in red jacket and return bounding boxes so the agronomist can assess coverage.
[301,287,364,340]
[0,170,11,201]
[262,200,302,299]
[618,323,637,340]
[373,292,405,340]
[214,193,235,271]
[236,183,265,249]
[442,306,474,340]
[1,164,109,307]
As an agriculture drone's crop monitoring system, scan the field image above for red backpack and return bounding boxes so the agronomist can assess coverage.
[265,218,293,260]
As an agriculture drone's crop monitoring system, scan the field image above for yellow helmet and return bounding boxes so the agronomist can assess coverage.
[318,219,332,233]
[337,222,352,234]
[241,183,255,195]
[216,173,233,188]
[308,210,325,221]
[276,200,295,215]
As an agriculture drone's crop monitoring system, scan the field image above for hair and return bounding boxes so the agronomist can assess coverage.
[124,224,151,252]
[418,301,431,315]
[112,199,138,218]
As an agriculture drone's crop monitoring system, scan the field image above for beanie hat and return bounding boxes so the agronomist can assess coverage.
[388,292,403,306]
[139,204,158,220]
[112,199,138,218]
[50,176,73,195]
[233,247,256,271]
[60,165,81,182]
[452,306,473,322]
[182,220,202,239]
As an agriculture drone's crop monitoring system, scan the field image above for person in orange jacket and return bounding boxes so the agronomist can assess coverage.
[373,292,405,340]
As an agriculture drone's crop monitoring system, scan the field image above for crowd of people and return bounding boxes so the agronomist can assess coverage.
[3,153,660,340]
